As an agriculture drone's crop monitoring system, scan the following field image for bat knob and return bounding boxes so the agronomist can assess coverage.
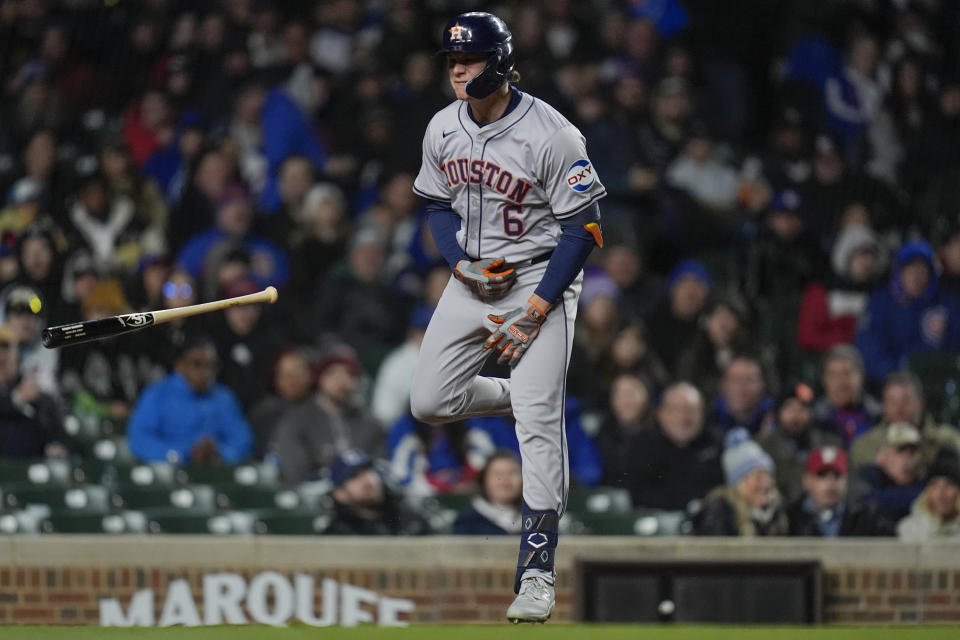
[265,286,279,304]
[41,329,55,349]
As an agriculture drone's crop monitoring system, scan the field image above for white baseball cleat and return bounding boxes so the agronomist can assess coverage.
[506,576,555,624]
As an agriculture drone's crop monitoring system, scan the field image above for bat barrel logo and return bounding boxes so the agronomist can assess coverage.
[118,313,154,328]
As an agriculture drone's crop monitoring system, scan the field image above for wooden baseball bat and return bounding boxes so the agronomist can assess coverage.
[41,286,279,349]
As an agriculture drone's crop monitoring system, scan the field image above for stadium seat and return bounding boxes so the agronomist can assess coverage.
[0,458,71,485]
[113,484,216,512]
[577,512,638,535]
[566,486,633,516]
[185,463,279,487]
[41,510,148,534]
[0,509,44,534]
[214,485,301,510]
[91,437,135,465]
[2,483,111,513]
[252,509,331,535]
[144,508,253,535]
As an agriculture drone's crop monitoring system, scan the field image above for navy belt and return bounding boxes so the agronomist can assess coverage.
[506,250,554,269]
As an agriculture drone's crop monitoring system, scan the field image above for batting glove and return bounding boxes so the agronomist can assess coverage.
[484,299,548,368]
[454,258,517,299]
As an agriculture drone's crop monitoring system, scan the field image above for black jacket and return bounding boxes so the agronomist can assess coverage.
[324,489,432,536]
[622,425,724,511]
[786,496,895,537]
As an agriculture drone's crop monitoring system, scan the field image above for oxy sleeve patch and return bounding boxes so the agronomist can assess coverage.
[565,160,596,192]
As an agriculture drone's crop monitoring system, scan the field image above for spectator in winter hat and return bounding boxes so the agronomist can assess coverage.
[268,347,384,484]
[693,427,788,536]
[745,188,823,301]
[2,284,57,394]
[646,259,710,375]
[855,239,960,382]
[798,224,886,353]
[787,446,893,537]
[897,449,960,541]
[324,449,432,536]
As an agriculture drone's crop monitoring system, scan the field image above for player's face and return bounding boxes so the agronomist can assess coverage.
[448,52,488,101]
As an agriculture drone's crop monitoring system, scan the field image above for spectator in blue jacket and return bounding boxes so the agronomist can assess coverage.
[127,335,253,465]
[710,356,776,436]
[175,188,290,290]
[855,240,960,383]
[234,82,327,214]
[453,451,523,536]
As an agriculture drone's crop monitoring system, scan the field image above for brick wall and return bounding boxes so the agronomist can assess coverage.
[0,537,958,626]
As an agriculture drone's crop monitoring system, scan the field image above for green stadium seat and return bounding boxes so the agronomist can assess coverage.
[0,510,44,534]
[2,483,111,513]
[566,486,632,516]
[91,437,135,464]
[577,512,638,535]
[144,508,252,534]
[214,485,301,510]
[296,481,335,511]
[252,509,330,535]
[41,510,148,534]
[576,509,691,536]
[0,458,72,486]
[186,463,279,487]
[114,484,216,512]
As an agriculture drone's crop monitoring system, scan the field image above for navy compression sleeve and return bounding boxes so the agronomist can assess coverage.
[533,204,602,304]
[425,200,470,269]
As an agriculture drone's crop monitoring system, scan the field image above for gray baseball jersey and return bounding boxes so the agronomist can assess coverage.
[410,90,605,520]
[413,92,605,261]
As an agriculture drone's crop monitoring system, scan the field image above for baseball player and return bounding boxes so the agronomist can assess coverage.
[409,12,605,623]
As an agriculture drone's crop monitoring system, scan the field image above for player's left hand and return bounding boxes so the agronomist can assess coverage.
[484,298,548,367]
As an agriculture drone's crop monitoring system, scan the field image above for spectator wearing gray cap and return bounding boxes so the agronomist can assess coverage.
[850,371,960,470]
[849,422,925,523]
[693,428,788,536]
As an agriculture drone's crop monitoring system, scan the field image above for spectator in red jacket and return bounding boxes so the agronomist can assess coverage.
[798,224,886,352]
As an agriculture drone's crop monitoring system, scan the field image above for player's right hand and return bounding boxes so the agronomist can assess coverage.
[453,258,517,300]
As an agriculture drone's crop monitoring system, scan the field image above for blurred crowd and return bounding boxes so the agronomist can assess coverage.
[2,0,960,540]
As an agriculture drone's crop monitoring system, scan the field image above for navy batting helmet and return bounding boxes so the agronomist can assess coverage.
[439,12,515,100]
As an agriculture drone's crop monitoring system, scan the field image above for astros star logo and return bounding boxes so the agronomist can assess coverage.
[449,22,467,42]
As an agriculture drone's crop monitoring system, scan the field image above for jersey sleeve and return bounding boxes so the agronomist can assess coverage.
[413,121,451,202]
[537,125,606,219]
